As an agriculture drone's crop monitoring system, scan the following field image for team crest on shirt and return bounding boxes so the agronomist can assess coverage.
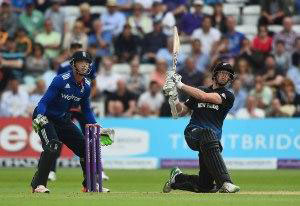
[221,93,226,99]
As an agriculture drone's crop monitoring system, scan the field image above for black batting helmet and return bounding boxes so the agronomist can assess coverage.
[70,51,92,75]
[212,62,235,80]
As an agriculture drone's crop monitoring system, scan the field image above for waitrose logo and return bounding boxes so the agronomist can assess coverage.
[61,93,81,101]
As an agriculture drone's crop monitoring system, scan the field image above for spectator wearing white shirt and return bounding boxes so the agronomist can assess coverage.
[44,0,66,34]
[235,96,265,119]
[0,78,29,117]
[137,81,164,116]
[101,0,126,37]
[28,79,46,115]
[191,16,221,55]
[151,1,175,36]
[96,56,121,95]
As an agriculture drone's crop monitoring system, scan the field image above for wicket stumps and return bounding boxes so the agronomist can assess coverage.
[85,124,103,192]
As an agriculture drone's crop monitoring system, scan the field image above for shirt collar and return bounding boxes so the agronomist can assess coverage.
[70,71,85,87]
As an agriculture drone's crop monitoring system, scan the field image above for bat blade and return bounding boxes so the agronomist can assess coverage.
[172,26,180,72]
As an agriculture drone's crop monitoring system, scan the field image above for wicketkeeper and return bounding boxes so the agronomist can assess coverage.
[31,51,114,193]
[162,62,240,193]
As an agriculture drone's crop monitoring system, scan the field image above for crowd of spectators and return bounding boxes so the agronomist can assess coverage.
[1,0,300,119]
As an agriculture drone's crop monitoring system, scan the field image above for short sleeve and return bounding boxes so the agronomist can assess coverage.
[216,90,235,110]
[184,97,196,110]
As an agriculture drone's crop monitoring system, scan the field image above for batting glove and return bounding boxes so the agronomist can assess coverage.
[172,73,184,89]
[100,128,115,146]
[32,114,48,133]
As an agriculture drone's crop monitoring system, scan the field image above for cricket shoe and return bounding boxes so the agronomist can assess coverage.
[48,171,57,181]
[32,185,50,193]
[102,171,109,181]
[219,182,240,193]
[163,167,182,193]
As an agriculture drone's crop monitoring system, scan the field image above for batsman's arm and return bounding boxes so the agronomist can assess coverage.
[174,100,190,116]
[180,84,222,105]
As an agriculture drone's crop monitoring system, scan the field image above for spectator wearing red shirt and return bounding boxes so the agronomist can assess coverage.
[252,25,272,54]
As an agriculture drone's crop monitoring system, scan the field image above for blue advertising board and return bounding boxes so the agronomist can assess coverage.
[98,118,300,160]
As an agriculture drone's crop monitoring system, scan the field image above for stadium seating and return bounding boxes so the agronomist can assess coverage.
[236,25,257,40]
[242,5,261,25]
[91,6,107,15]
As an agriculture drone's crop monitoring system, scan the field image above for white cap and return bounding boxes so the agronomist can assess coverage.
[193,0,204,6]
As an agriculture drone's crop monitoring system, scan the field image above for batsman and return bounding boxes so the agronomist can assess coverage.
[162,62,240,193]
[31,51,114,193]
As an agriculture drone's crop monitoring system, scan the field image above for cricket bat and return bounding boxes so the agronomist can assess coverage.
[168,26,180,119]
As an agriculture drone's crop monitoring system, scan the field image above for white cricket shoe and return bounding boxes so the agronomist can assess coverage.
[33,185,50,193]
[102,171,109,181]
[101,187,110,193]
[48,171,57,181]
[219,182,240,193]
[163,167,182,193]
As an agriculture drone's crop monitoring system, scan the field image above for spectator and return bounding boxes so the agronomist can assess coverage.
[0,25,8,50]
[259,0,290,26]
[0,78,29,117]
[178,57,203,88]
[27,79,46,115]
[192,16,221,55]
[276,78,300,116]
[100,0,126,37]
[88,20,112,57]
[156,37,186,69]
[235,58,254,90]
[163,0,187,16]
[225,16,245,57]
[210,36,232,64]
[126,59,146,97]
[25,43,50,77]
[273,40,291,73]
[249,75,273,109]
[113,24,141,63]
[107,79,137,117]
[15,28,32,56]
[96,56,121,95]
[77,2,99,34]
[45,0,66,34]
[128,3,153,37]
[151,1,176,36]
[239,38,255,65]
[0,2,18,37]
[191,39,210,73]
[211,2,226,34]
[142,20,167,63]
[137,80,164,116]
[180,0,205,36]
[229,78,247,115]
[35,19,61,59]
[150,58,168,88]
[262,55,284,88]
[0,37,25,80]
[235,96,265,119]
[63,20,88,50]
[273,17,299,53]
[266,98,288,117]
[19,1,44,38]
[287,64,300,94]
[291,37,300,67]
[252,25,273,54]
[134,0,155,10]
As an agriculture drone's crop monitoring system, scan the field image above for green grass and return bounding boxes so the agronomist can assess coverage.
[0,168,300,206]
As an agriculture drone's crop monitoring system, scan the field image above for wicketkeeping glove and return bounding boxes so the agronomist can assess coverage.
[100,128,115,146]
[32,114,49,133]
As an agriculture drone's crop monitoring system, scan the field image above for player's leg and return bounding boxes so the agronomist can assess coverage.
[163,127,217,193]
[48,147,61,181]
[197,128,240,193]
[56,122,109,192]
[31,118,62,193]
